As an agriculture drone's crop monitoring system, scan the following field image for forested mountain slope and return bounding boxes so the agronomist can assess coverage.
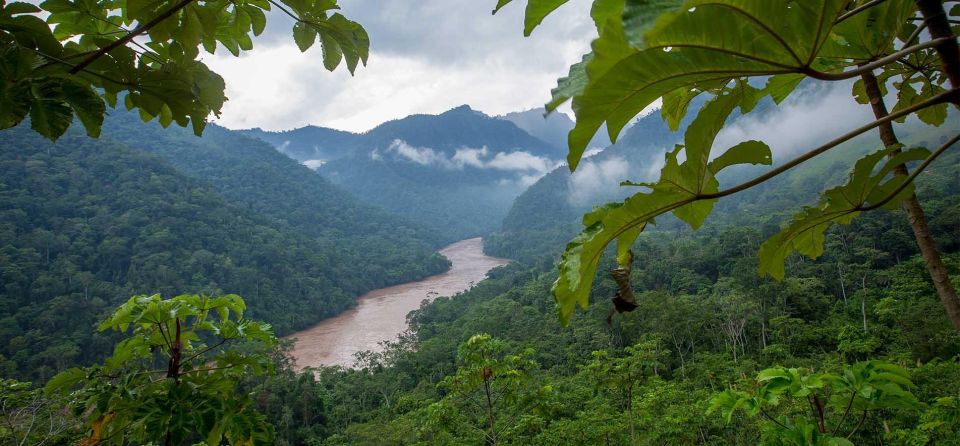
[486,104,686,259]
[0,119,449,382]
[238,125,359,167]
[498,107,611,155]
[488,85,958,261]
[247,106,960,444]
[247,105,566,241]
[249,156,960,444]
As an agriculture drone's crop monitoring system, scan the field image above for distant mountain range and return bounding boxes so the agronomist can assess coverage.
[485,85,960,261]
[497,108,612,154]
[242,105,571,241]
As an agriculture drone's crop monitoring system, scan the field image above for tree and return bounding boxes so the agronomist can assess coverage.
[493,0,960,331]
[46,293,278,445]
[709,361,921,445]
[433,334,543,445]
[0,379,78,446]
[0,0,368,141]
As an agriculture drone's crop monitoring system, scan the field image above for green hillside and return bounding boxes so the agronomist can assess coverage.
[0,121,449,382]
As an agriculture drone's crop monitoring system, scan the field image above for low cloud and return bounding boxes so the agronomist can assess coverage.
[487,151,558,172]
[567,156,632,207]
[452,147,489,168]
[302,159,325,170]
[388,140,454,167]
[386,139,558,174]
[713,81,875,160]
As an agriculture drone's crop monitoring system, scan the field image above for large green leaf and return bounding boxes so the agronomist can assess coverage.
[61,77,105,137]
[822,0,917,60]
[553,85,773,323]
[758,146,930,279]
[28,79,72,141]
[565,0,850,168]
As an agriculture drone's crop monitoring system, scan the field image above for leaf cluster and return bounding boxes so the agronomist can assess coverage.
[46,293,278,445]
[494,0,960,323]
[0,0,368,141]
[709,360,921,445]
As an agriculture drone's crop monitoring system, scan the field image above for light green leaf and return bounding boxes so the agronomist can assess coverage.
[709,140,772,172]
[758,145,930,279]
[764,74,805,105]
[565,0,849,169]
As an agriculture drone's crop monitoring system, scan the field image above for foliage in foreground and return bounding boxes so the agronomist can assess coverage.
[47,293,277,445]
[1,0,367,141]
[496,0,960,330]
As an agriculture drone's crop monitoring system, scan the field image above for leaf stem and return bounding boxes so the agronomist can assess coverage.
[701,87,958,199]
[846,410,869,438]
[804,38,952,81]
[759,407,789,429]
[860,132,960,211]
[835,0,890,24]
[831,390,858,436]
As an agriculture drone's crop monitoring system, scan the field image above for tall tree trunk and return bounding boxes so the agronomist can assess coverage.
[915,0,960,102]
[838,262,848,304]
[860,70,960,333]
[861,276,868,333]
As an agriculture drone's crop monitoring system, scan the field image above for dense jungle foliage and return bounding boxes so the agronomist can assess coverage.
[2,0,960,444]
[0,120,448,383]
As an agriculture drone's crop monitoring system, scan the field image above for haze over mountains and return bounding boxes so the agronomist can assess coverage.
[242,105,582,241]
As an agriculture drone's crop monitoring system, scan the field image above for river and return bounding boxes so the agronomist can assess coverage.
[287,237,510,369]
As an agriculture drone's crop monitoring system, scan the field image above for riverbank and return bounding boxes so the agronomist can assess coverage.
[287,237,510,369]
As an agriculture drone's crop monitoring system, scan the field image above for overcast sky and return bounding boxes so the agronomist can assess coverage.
[204,0,596,132]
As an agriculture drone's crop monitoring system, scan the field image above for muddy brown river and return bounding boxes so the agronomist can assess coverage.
[287,237,510,369]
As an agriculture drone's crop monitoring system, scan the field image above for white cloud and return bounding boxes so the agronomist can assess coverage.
[387,140,454,167]
[567,156,632,206]
[487,151,559,172]
[713,81,875,160]
[377,139,558,190]
[302,159,325,170]
[204,0,596,132]
[452,147,489,168]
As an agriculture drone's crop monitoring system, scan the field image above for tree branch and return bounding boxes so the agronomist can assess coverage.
[804,38,952,81]
[836,0,889,24]
[915,0,960,102]
[860,132,960,211]
[700,87,958,199]
[68,0,198,74]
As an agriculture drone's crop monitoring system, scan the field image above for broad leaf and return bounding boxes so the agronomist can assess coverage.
[758,146,930,279]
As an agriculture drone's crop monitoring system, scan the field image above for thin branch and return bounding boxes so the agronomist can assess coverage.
[805,37,952,81]
[182,337,230,364]
[905,20,929,46]
[69,0,198,74]
[266,0,299,22]
[860,132,960,211]
[179,364,243,374]
[759,407,789,429]
[831,391,858,436]
[701,87,958,199]
[79,12,167,65]
[836,0,890,24]
[846,410,869,438]
[156,322,173,351]
[19,45,138,89]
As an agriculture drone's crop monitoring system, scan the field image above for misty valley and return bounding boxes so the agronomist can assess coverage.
[3,1,960,445]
